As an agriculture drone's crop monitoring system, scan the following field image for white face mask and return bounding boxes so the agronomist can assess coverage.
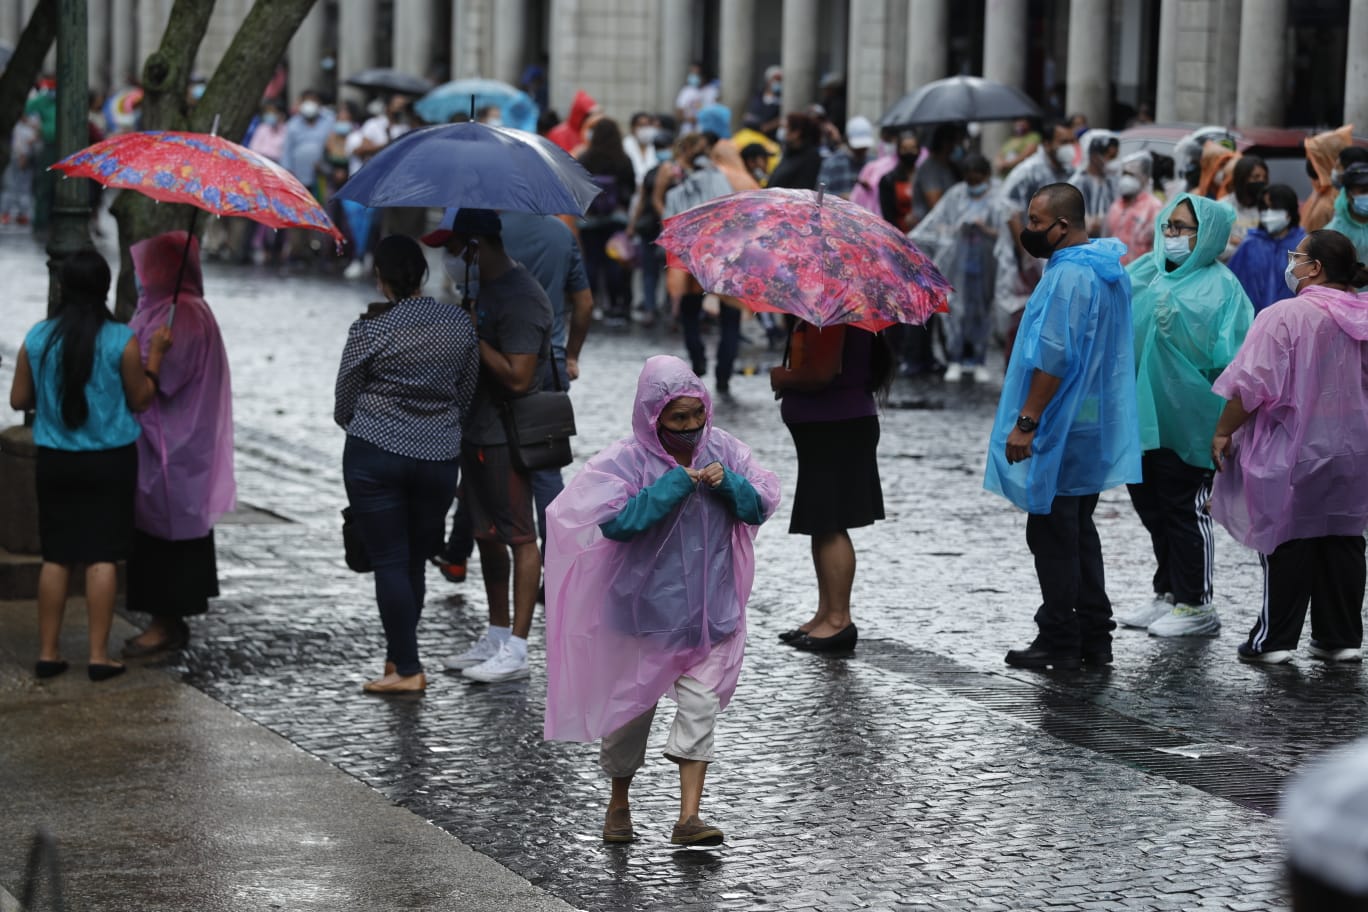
[1054,145,1075,169]
[1163,235,1192,265]
[299,100,320,119]
[486,117,503,128]
[635,126,657,146]
[1260,210,1290,235]
[1118,174,1142,197]
[1285,260,1304,293]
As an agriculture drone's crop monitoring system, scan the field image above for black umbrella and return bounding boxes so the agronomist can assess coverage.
[345,67,433,97]
[881,76,1040,127]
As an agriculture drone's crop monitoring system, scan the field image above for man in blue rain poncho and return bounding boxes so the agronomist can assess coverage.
[1116,194,1252,638]
[985,183,1142,671]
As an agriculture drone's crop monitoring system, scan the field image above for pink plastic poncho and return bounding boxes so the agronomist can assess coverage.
[543,356,781,743]
[1210,284,1368,554]
[129,232,236,540]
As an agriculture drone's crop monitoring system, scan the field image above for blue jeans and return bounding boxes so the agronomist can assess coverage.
[639,241,665,314]
[679,293,740,389]
[343,436,460,676]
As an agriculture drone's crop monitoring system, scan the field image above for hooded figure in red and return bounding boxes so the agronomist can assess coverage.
[548,89,599,154]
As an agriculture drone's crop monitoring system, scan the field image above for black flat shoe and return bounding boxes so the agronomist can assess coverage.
[778,628,808,643]
[35,660,69,679]
[1004,644,1081,670]
[791,623,858,653]
[88,663,126,682]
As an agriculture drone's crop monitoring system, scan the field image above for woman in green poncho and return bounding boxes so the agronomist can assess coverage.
[1116,193,1253,638]
[1323,163,1368,272]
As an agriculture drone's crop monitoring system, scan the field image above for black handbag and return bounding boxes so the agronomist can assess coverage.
[341,506,372,573]
[499,347,577,473]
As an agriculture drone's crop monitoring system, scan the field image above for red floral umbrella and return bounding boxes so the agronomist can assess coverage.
[51,130,343,243]
[657,187,951,332]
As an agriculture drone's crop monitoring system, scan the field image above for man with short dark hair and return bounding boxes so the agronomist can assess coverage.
[421,208,553,683]
[985,183,1142,671]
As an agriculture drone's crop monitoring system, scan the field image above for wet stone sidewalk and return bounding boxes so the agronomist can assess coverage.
[3,237,1363,910]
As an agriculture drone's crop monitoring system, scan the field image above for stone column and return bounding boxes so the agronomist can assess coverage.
[0,0,20,47]
[288,0,326,99]
[338,0,378,101]
[980,0,1028,162]
[1065,0,1110,128]
[1235,0,1286,127]
[491,0,525,87]
[87,0,110,92]
[110,0,136,87]
[1346,0,1368,127]
[658,0,691,114]
[392,0,433,80]
[780,0,819,114]
[719,0,755,120]
[904,0,946,92]
[1154,0,1178,122]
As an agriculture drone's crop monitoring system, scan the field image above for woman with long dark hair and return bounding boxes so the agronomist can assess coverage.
[769,321,894,652]
[8,249,170,681]
[576,117,638,323]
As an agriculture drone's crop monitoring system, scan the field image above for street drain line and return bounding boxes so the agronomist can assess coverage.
[855,641,1283,815]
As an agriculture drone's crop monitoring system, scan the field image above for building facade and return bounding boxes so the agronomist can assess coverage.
[0,0,1363,136]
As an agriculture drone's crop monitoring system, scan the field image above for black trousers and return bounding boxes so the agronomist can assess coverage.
[1026,494,1113,651]
[1247,536,1366,652]
[1126,448,1214,606]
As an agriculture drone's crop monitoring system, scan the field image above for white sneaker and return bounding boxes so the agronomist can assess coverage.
[343,259,364,280]
[442,634,499,671]
[1148,602,1221,638]
[1307,641,1363,662]
[972,365,992,384]
[1116,593,1174,629]
[462,641,530,682]
[943,363,963,383]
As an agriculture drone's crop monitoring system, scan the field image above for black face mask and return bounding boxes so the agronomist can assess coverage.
[898,153,919,170]
[1243,180,1268,204]
[1019,218,1064,260]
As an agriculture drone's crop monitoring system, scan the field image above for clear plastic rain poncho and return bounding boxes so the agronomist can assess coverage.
[984,238,1142,514]
[1210,284,1368,554]
[543,356,781,743]
[1127,194,1253,469]
[1105,151,1164,266]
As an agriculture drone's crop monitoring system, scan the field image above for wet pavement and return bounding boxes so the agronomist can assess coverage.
[3,221,1365,910]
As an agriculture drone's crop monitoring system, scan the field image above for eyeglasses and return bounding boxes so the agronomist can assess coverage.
[1160,221,1198,236]
[1287,250,1315,265]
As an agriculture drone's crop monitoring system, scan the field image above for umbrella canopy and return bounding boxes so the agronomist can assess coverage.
[881,76,1040,127]
[656,188,951,332]
[102,87,143,131]
[416,78,539,131]
[51,130,343,243]
[345,67,433,97]
[333,121,602,215]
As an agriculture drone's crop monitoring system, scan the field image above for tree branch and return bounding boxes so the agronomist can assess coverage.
[0,0,57,179]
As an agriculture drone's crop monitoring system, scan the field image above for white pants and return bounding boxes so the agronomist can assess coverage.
[599,675,719,778]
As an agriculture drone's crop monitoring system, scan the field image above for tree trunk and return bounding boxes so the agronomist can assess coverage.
[110,0,319,318]
[0,0,58,180]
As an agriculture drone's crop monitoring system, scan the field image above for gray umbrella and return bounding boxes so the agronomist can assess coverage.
[881,76,1040,127]
[344,67,433,97]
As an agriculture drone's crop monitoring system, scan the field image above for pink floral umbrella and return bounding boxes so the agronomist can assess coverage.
[656,187,951,332]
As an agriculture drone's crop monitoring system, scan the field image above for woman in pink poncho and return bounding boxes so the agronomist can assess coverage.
[123,231,235,656]
[1210,229,1368,665]
[544,355,780,847]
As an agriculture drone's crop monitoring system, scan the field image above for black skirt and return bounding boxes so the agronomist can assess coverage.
[126,529,220,618]
[786,416,885,536]
[35,444,137,563]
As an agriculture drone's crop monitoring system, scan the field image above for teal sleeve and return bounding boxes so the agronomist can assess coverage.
[599,466,696,541]
[713,468,767,525]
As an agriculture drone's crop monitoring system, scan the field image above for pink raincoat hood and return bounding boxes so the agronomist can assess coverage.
[129,231,235,540]
[1305,283,1368,340]
[543,356,781,743]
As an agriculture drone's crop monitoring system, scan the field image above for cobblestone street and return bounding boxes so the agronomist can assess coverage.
[3,225,1365,910]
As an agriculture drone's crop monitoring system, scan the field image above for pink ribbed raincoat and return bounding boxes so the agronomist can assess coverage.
[543,356,780,743]
[1211,284,1368,554]
[129,232,236,540]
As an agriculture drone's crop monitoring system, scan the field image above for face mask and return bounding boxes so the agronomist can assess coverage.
[1163,234,1192,265]
[333,121,351,135]
[1352,194,1368,217]
[486,117,503,128]
[299,101,320,119]
[190,84,206,101]
[1244,181,1267,202]
[635,126,656,145]
[751,167,766,180]
[262,113,279,126]
[775,127,787,144]
[1118,174,1142,198]
[1104,159,1121,176]
[1260,210,1290,235]
[878,140,895,158]
[367,99,385,117]
[657,148,674,162]
[1285,260,1304,293]
[1054,145,1075,169]
[658,424,705,453]
[687,73,701,88]
[967,182,988,197]
[1331,168,1344,189]
[1019,219,1063,260]
[770,80,783,95]
[950,146,965,163]
[898,153,918,170]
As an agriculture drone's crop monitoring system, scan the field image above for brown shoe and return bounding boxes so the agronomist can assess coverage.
[670,815,723,846]
[362,672,426,694]
[602,806,634,843]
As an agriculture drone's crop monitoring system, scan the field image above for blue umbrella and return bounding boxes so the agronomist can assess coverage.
[416,78,540,132]
[333,122,602,215]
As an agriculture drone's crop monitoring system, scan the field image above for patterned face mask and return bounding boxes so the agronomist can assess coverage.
[658,425,704,453]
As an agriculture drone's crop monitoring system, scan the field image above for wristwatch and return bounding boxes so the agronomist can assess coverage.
[1015,414,1039,433]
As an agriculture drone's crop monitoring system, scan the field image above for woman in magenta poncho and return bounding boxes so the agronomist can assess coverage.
[1210,229,1368,665]
[123,231,235,656]
[544,355,780,847]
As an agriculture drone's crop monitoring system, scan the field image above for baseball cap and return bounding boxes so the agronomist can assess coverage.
[845,116,875,150]
[740,142,773,160]
[1342,162,1368,189]
[420,207,502,247]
